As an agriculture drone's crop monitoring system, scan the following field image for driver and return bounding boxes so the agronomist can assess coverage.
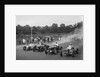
[29,43,33,46]
[39,40,44,45]
[54,42,59,47]
[67,43,74,52]
[22,39,26,44]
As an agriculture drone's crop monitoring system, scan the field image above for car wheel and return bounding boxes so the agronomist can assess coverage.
[33,48,35,52]
[71,53,75,57]
[28,47,31,50]
[76,48,79,54]
[60,52,63,57]
[72,55,75,57]
[23,46,26,51]
[54,50,57,54]
[45,51,48,54]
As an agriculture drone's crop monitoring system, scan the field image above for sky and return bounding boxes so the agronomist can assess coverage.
[16,15,83,27]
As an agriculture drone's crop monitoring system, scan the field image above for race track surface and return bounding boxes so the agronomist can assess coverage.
[16,39,83,60]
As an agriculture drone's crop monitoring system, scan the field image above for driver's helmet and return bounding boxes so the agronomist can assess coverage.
[29,43,33,46]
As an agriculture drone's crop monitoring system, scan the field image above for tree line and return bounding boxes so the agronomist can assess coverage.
[16,21,83,35]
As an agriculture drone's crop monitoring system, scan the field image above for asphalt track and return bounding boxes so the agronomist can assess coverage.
[16,39,83,60]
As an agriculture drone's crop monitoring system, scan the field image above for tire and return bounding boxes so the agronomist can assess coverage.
[33,48,35,52]
[54,50,57,54]
[28,47,31,50]
[76,48,79,54]
[33,46,37,52]
[41,47,44,52]
[72,55,75,57]
[45,51,48,54]
[37,47,40,52]
[23,46,26,51]
[71,53,75,57]
[60,52,63,57]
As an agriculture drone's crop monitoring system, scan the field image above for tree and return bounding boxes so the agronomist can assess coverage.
[22,25,31,35]
[51,23,58,33]
[59,23,66,33]
[16,24,23,35]
[43,25,50,33]
[16,21,83,35]
[32,26,37,34]
[76,21,83,29]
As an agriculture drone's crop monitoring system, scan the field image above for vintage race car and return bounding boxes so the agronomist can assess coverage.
[60,47,79,57]
[23,43,36,51]
[45,45,63,54]
[33,44,45,52]
[33,44,49,52]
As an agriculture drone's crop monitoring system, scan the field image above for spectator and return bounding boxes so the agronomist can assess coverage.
[54,42,59,47]
[67,43,74,53]
[22,39,26,44]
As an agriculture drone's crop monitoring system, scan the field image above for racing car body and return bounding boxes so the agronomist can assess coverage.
[32,43,49,52]
[23,43,35,51]
[33,44,45,52]
[45,45,63,54]
[60,47,79,57]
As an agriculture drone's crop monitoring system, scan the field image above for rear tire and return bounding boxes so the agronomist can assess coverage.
[71,53,75,57]
[28,47,31,50]
[33,48,35,52]
[54,50,57,54]
[76,48,79,54]
[72,55,75,57]
[60,52,63,57]
[23,46,26,51]
[45,51,48,54]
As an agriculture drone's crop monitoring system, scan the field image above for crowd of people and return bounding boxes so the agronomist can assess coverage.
[21,35,75,55]
[16,36,57,45]
[17,36,74,51]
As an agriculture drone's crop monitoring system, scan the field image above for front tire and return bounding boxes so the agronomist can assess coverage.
[33,47,35,52]
[60,52,63,57]
[23,46,26,51]
[72,54,75,57]
[54,50,57,54]
[45,51,48,54]
[76,48,79,54]
[71,52,75,57]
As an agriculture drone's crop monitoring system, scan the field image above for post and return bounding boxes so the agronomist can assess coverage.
[31,26,33,42]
